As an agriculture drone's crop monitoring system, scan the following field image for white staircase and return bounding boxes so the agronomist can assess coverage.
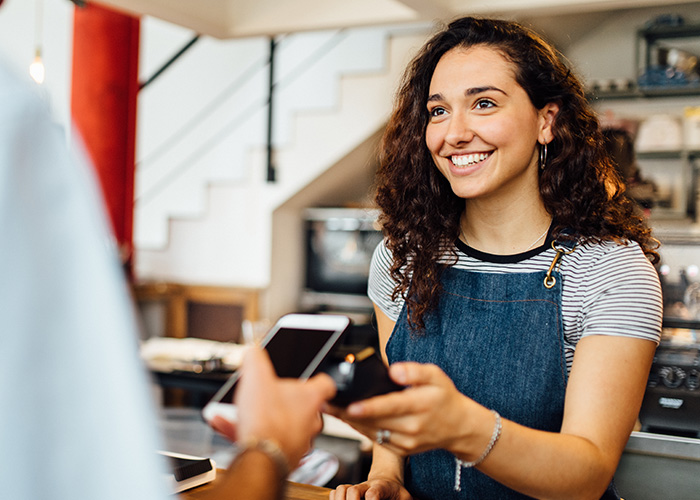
[133,21,428,289]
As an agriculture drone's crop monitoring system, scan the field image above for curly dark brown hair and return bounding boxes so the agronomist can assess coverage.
[374,16,659,330]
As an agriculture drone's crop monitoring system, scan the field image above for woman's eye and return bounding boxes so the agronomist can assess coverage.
[429,107,446,117]
[475,99,495,110]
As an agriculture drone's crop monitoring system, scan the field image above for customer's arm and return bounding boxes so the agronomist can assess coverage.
[199,347,337,500]
[201,446,287,500]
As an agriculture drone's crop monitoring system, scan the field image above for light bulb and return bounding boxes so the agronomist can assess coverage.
[29,49,45,84]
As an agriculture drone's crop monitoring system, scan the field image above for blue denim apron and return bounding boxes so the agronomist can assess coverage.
[385,247,620,499]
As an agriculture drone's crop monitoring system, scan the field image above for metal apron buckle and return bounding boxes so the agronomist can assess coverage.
[544,239,576,289]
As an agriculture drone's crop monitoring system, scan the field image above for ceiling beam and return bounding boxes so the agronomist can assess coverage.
[94,0,700,39]
[393,0,452,19]
[441,0,700,17]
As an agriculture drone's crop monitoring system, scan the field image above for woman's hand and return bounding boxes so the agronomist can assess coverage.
[326,361,481,458]
[330,477,413,500]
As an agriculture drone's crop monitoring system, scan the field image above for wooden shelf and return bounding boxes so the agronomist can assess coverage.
[589,86,700,101]
[131,282,260,341]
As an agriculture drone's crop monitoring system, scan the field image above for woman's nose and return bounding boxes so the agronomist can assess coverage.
[444,113,474,145]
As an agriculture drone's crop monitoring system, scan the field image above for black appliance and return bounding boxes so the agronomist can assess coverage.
[300,207,383,350]
[301,207,383,311]
[640,319,700,437]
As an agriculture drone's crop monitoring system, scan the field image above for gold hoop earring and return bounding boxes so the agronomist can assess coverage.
[539,143,548,170]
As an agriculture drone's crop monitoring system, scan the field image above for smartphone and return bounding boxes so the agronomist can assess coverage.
[201,313,351,424]
[322,346,404,407]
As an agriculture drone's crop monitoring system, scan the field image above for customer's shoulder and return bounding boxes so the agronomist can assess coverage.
[0,60,50,119]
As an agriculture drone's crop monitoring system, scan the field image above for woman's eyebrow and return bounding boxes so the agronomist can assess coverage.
[427,86,508,103]
[465,86,507,96]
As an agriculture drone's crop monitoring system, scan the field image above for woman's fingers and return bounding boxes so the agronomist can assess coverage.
[330,482,370,500]
[326,362,470,455]
[389,361,450,387]
[330,479,411,500]
[325,363,452,420]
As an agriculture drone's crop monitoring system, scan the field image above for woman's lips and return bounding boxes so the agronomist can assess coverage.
[446,152,492,176]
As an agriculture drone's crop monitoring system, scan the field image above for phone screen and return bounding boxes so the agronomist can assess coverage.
[266,327,338,377]
[213,326,340,405]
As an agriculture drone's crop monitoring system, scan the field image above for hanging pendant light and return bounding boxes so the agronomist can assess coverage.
[29,47,45,84]
[29,0,45,84]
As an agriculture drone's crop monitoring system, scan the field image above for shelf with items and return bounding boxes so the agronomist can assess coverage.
[638,153,697,222]
[635,20,700,94]
[590,86,700,101]
[637,150,700,160]
[592,107,700,223]
[587,17,700,228]
[588,21,700,101]
[637,21,700,64]
[640,21,700,41]
[662,316,700,331]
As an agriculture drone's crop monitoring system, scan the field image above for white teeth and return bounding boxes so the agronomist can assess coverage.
[452,152,489,166]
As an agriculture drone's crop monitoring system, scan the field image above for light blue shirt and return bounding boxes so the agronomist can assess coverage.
[0,59,169,500]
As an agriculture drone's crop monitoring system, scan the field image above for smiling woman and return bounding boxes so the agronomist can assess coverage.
[327,16,663,500]
[371,15,660,333]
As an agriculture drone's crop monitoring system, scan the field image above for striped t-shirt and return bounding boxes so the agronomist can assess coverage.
[368,235,663,374]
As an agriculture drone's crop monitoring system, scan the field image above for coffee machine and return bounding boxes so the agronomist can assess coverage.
[640,317,700,437]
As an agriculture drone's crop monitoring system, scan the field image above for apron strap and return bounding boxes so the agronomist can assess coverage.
[544,231,577,289]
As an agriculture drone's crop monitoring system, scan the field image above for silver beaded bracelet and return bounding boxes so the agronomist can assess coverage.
[238,436,291,478]
[454,410,502,491]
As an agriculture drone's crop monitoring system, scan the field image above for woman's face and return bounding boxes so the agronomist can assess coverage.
[425,45,557,204]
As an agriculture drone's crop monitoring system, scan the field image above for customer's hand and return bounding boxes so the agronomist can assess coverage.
[209,414,238,442]
[234,347,338,469]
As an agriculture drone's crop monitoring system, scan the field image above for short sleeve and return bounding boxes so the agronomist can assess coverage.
[579,242,663,344]
[367,239,405,321]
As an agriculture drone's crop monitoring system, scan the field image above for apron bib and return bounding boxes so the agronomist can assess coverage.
[386,254,620,499]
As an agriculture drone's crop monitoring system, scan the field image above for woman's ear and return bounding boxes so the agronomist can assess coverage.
[538,102,560,144]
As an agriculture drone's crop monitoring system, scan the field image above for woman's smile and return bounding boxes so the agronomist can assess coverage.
[445,151,493,177]
[451,152,491,168]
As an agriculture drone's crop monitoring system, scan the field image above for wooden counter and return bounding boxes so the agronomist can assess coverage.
[179,476,330,500]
